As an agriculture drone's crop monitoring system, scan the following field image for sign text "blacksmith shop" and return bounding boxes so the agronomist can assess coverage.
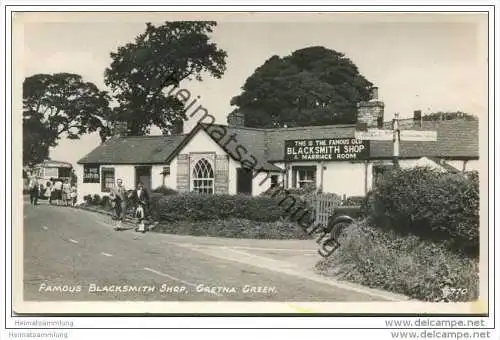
[284,138,370,161]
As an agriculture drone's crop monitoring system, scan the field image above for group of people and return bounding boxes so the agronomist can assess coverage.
[28,176,77,207]
[109,179,150,233]
[28,175,150,233]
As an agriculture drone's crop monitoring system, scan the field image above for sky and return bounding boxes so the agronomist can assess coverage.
[19,12,488,168]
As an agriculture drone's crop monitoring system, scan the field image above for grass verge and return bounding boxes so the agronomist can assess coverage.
[315,220,479,302]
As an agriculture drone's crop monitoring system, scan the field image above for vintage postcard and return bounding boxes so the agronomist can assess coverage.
[10,10,491,316]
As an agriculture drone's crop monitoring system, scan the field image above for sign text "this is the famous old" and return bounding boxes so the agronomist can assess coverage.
[284,138,370,161]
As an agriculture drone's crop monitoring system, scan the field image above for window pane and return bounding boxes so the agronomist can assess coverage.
[292,166,316,189]
[101,168,115,192]
[45,168,58,178]
[191,158,214,194]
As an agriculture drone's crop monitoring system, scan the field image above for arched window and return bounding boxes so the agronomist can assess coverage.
[191,158,214,194]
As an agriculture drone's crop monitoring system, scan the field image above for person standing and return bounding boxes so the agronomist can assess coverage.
[46,181,53,204]
[70,185,77,207]
[28,175,39,205]
[130,181,150,233]
[51,178,63,206]
[56,178,64,205]
[62,179,72,206]
[109,178,128,231]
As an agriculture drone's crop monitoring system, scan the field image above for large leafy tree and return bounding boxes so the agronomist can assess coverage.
[23,73,111,166]
[23,117,51,166]
[104,21,227,135]
[231,46,374,128]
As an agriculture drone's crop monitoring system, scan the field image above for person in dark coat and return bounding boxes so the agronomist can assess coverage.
[28,176,39,205]
[129,181,150,233]
[109,178,128,230]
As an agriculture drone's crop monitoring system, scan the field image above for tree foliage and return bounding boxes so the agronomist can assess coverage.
[23,116,51,166]
[104,21,227,135]
[23,73,111,166]
[423,111,477,121]
[230,46,374,128]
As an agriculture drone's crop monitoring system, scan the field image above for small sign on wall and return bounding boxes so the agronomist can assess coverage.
[284,138,370,162]
[83,164,100,183]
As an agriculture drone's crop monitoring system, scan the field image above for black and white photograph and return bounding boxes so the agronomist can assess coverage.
[9,9,491,319]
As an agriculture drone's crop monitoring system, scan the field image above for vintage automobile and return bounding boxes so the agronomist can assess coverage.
[32,160,73,182]
[322,196,368,247]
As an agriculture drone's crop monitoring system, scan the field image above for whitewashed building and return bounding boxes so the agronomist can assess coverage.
[76,94,479,203]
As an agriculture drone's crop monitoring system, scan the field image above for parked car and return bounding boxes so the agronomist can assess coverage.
[324,197,367,242]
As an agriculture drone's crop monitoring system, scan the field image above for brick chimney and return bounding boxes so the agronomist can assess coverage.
[112,121,129,137]
[171,119,184,135]
[356,87,385,129]
[227,110,245,128]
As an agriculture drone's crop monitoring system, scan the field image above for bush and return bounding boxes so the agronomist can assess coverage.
[152,185,177,195]
[82,194,103,206]
[148,192,164,220]
[83,194,92,205]
[154,218,312,239]
[366,167,479,256]
[315,221,479,302]
[100,195,112,209]
[92,194,101,206]
[156,193,291,222]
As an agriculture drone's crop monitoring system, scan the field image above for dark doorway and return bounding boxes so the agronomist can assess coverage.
[135,166,152,192]
[237,168,253,195]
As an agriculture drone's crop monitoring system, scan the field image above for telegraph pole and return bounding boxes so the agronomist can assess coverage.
[392,113,400,168]
[355,112,437,170]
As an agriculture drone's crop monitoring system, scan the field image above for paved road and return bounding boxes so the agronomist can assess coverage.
[23,201,395,302]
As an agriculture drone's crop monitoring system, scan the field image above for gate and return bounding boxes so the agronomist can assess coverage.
[307,194,340,226]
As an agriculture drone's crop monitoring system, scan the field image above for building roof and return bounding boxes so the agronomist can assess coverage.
[35,160,73,168]
[257,119,478,161]
[78,135,186,164]
[77,118,479,166]
[371,119,479,159]
[200,123,282,172]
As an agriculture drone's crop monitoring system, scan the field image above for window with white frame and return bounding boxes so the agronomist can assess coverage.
[101,167,115,193]
[372,165,393,185]
[191,158,214,194]
[292,166,317,189]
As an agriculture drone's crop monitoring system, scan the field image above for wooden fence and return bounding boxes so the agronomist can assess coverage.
[306,194,340,227]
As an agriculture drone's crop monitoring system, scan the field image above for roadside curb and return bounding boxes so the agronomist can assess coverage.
[72,205,137,227]
[73,204,411,302]
[179,243,411,302]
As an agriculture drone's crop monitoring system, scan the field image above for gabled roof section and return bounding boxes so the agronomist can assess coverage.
[77,135,186,164]
[199,123,283,172]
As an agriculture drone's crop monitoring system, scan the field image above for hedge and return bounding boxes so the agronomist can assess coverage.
[152,186,177,195]
[366,167,479,256]
[155,193,291,223]
[154,218,312,239]
[315,221,479,302]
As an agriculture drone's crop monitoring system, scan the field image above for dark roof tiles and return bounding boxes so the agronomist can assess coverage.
[78,119,479,165]
[78,135,185,164]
